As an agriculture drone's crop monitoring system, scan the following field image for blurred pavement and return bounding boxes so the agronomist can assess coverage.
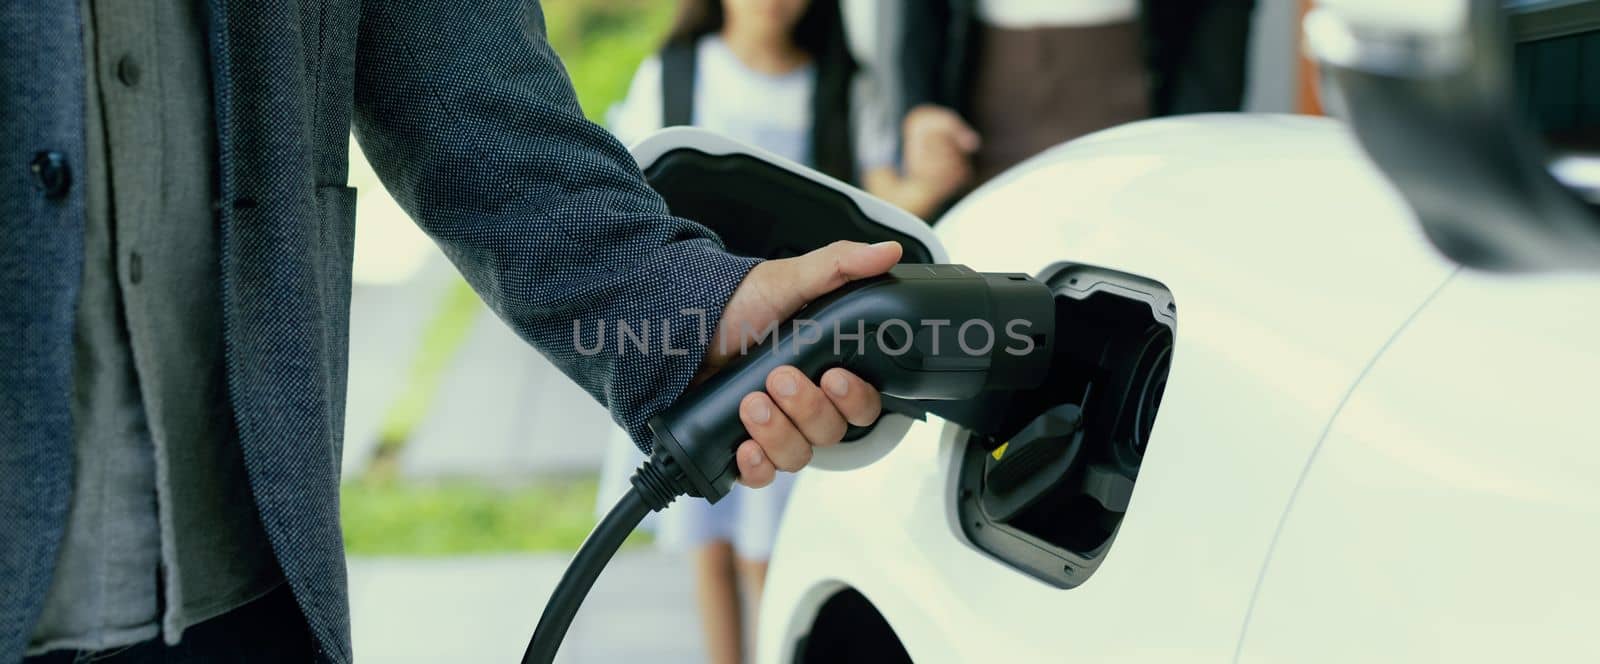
[400,309,615,480]
[341,259,454,477]
[349,551,703,664]
[342,139,614,480]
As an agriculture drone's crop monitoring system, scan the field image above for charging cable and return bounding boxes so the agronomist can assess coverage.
[522,452,684,664]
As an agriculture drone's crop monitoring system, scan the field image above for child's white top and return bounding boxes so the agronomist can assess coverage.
[608,34,895,173]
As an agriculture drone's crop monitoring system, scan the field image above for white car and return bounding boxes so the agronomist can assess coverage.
[629,1,1600,662]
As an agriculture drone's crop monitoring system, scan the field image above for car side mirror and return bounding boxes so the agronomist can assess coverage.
[1307,0,1600,271]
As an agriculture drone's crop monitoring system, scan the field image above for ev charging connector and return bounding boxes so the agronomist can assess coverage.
[523,264,1057,663]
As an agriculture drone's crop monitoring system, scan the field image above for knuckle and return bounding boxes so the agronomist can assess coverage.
[855,387,883,413]
[817,422,847,447]
[771,373,821,412]
[839,401,870,425]
[781,444,814,472]
[847,399,882,427]
[788,390,825,421]
[770,437,811,472]
[753,423,787,449]
[820,403,850,434]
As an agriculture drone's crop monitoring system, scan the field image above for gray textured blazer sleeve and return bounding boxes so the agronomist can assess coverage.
[350,0,760,449]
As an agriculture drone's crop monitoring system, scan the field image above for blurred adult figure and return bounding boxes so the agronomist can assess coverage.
[900,0,1257,187]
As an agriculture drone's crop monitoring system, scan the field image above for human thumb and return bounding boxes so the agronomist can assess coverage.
[767,240,903,318]
[703,240,903,373]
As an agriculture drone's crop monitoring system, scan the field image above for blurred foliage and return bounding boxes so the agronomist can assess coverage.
[347,0,675,555]
[343,476,650,555]
[544,0,676,120]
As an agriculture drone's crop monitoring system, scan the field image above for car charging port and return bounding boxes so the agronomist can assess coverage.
[979,404,1085,523]
[954,263,1175,588]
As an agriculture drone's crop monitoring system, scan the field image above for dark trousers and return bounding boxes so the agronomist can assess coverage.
[24,586,317,664]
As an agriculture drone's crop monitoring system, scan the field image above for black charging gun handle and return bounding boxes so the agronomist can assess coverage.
[646,264,1055,504]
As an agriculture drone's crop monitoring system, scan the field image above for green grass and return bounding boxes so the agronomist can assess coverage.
[342,476,650,556]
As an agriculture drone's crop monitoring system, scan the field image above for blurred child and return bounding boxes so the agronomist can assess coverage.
[608,0,971,221]
[598,1,967,662]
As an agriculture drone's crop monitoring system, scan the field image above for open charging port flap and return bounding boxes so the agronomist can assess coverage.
[952,263,1175,588]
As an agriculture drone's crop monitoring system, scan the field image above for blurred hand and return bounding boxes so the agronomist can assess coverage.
[703,240,903,487]
[902,104,980,195]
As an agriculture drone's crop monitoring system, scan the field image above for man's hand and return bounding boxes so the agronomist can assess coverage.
[702,240,904,487]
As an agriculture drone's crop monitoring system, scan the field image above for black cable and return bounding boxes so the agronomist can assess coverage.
[522,457,683,664]
[521,487,647,664]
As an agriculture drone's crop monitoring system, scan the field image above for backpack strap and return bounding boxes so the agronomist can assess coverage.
[661,41,697,127]
[662,37,857,184]
[810,44,857,184]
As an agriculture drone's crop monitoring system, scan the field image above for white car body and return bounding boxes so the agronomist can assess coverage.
[755,114,1600,663]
